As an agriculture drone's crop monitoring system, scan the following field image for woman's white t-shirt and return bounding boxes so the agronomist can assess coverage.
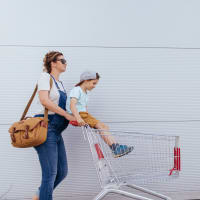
[34,72,65,115]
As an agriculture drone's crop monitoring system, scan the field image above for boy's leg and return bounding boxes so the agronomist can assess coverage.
[79,112,116,145]
[80,112,134,157]
[95,122,134,158]
[94,122,116,146]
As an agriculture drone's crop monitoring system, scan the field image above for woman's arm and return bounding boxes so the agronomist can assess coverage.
[70,97,86,126]
[39,90,76,121]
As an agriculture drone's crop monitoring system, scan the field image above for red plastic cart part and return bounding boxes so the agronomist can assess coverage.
[169,147,181,175]
[95,143,104,160]
[69,121,79,126]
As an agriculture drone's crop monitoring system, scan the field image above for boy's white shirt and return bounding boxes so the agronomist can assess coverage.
[66,86,89,114]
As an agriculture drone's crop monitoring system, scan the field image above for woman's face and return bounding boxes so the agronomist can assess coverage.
[53,55,67,72]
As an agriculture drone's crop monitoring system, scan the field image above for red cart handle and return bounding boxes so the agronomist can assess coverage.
[69,121,79,126]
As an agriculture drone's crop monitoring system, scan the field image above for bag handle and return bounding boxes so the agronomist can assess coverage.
[20,77,53,122]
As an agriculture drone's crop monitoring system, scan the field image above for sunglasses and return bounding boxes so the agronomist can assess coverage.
[56,58,67,64]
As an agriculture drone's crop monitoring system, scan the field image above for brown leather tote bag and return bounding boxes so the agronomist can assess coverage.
[8,77,53,148]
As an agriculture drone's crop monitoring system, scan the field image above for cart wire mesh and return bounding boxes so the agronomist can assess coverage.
[82,126,180,188]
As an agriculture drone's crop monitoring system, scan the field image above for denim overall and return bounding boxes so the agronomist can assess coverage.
[34,75,69,200]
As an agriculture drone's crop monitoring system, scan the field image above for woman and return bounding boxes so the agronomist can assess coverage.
[32,51,75,200]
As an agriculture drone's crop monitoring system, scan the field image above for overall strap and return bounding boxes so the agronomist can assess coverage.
[20,77,53,122]
[60,81,67,93]
[50,74,66,93]
[50,74,60,90]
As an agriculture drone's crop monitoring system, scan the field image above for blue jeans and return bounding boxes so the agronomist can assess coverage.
[34,124,68,200]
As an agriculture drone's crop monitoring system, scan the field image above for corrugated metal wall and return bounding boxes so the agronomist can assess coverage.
[1,47,200,200]
[1,1,200,199]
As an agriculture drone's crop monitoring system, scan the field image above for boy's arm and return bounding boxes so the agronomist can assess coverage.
[70,97,86,126]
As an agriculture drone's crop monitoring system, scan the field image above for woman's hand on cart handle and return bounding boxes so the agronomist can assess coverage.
[64,113,76,121]
[70,121,79,126]
[70,121,89,128]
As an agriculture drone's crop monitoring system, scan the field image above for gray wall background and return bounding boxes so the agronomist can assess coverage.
[0,0,200,199]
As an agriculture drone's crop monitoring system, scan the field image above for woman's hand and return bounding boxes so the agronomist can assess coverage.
[64,113,76,121]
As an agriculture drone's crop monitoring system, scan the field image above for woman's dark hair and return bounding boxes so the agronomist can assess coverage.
[43,51,63,73]
[75,73,100,87]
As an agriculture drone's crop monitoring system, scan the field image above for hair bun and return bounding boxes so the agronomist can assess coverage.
[42,51,63,73]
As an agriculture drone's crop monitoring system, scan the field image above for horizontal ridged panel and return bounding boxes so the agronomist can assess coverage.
[1,47,200,200]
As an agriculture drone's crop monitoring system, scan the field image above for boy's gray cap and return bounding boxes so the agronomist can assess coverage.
[80,71,97,81]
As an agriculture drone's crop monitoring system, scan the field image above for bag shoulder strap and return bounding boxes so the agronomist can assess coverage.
[20,77,53,121]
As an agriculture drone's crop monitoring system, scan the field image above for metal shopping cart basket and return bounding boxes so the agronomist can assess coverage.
[70,121,181,200]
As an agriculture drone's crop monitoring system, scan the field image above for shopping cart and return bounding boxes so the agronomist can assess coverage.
[70,121,181,200]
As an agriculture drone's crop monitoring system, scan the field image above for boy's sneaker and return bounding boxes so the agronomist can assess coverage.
[111,144,134,158]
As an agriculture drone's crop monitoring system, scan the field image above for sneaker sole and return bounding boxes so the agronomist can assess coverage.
[113,147,134,158]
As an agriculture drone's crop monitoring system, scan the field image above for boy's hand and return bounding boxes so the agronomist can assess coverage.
[77,117,86,126]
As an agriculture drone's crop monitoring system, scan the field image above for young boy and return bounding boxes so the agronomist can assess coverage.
[67,70,133,158]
